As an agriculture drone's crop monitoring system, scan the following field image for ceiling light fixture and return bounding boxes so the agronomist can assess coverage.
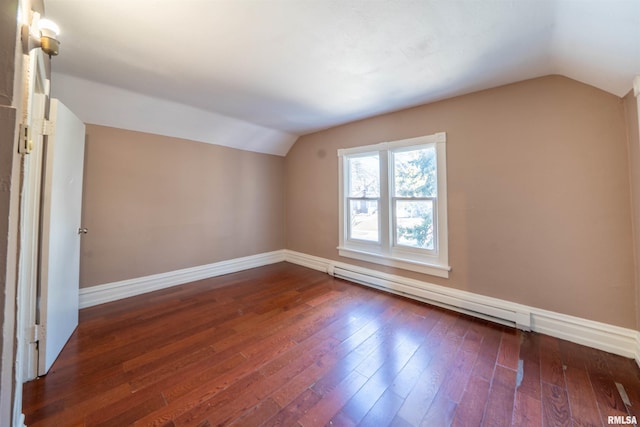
[22,15,61,57]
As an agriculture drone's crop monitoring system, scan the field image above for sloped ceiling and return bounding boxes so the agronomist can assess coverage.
[44,0,640,156]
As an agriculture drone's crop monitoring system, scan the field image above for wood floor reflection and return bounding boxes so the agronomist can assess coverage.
[23,262,640,426]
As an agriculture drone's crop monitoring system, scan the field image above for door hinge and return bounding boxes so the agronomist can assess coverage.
[18,123,33,154]
[29,324,44,343]
[42,119,55,136]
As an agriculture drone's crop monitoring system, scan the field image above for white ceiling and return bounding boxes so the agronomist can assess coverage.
[44,0,640,155]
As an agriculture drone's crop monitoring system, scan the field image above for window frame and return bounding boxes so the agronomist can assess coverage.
[338,132,450,278]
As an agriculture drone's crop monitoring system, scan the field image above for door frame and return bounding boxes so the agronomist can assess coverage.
[16,46,47,383]
[13,5,50,426]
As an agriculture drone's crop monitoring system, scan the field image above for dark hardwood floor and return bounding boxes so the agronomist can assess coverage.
[23,262,640,426]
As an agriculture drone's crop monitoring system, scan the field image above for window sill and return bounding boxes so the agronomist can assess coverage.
[337,247,451,278]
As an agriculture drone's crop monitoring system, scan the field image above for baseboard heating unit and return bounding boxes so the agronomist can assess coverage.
[284,250,638,362]
[331,265,532,331]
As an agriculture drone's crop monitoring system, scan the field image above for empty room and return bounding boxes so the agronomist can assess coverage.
[2,0,640,426]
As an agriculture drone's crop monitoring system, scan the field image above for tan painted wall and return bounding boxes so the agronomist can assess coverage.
[80,125,286,287]
[0,0,17,106]
[285,75,636,328]
[624,90,640,329]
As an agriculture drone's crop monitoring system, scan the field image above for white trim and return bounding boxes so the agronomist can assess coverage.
[337,247,450,278]
[338,132,449,277]
[76,248,640,365]
[337,142,388,157]
[633,75,640,97]
[79,250,286,308]
[16,79,47,384]
[284,250,330,274]
[283,250,640,362]
[529,307,637,359]
[336,132,446,157]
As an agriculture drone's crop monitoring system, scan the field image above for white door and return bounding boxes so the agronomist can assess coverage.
[38,99,86,375]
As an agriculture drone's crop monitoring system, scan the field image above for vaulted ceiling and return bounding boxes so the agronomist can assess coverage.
[45,0,640,155]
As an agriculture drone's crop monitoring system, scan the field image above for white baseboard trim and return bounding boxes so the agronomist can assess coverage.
[78,248,640,364]
[284,250,640,363]
[529,307,638,359]
[79,250,286,308]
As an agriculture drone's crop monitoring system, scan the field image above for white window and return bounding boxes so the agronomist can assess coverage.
[338,132,450,278]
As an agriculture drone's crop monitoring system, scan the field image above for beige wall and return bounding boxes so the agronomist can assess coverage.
[80,125,286,287]
[624,89,640,329]
[0,1,17,106]
[285,75,636,328]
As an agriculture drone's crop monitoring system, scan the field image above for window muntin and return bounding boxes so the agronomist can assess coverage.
[338,133,449,278]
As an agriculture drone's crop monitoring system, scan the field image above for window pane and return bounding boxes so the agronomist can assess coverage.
[394,147,436,197]
[349,199,378,242]
[395,200,434,249]
[348,155,379,197]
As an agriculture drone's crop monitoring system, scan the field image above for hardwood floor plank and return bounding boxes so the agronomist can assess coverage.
[388,343,436,400]
[270,294,404,409]
[174,370,265,427]
[28,383,131,426]
[358,388,405,427]
[163,352,250,402]
[589,372,630,423]
[539,335,565,388]
[310,301,407,397]
[497,328,520,370]
[298,369,368,427]
[419,391,457,427]
[583,346,613,378]
[516,358,541,400]
[255,336,340,398]
[340,332,419,426]
[21,399,64,425]
[564,365,603,427]
[471,323,503,382]
[558,339,592,370]
[451,375,491,427]
[482,365,517,427]
[395,318,465,425]
[512,391,542,427]
[227,397,280,426]
[24,363,128,415]
[353,312,422,379]
[518,332,540,362]
[86,393,166,427]
[541,382,571,427]
[123,324,232,373]
[263,388,321,427]
[441,324,483,403]
[605,353,640,419]
[22,262,640,427]
[327,410,358,427]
